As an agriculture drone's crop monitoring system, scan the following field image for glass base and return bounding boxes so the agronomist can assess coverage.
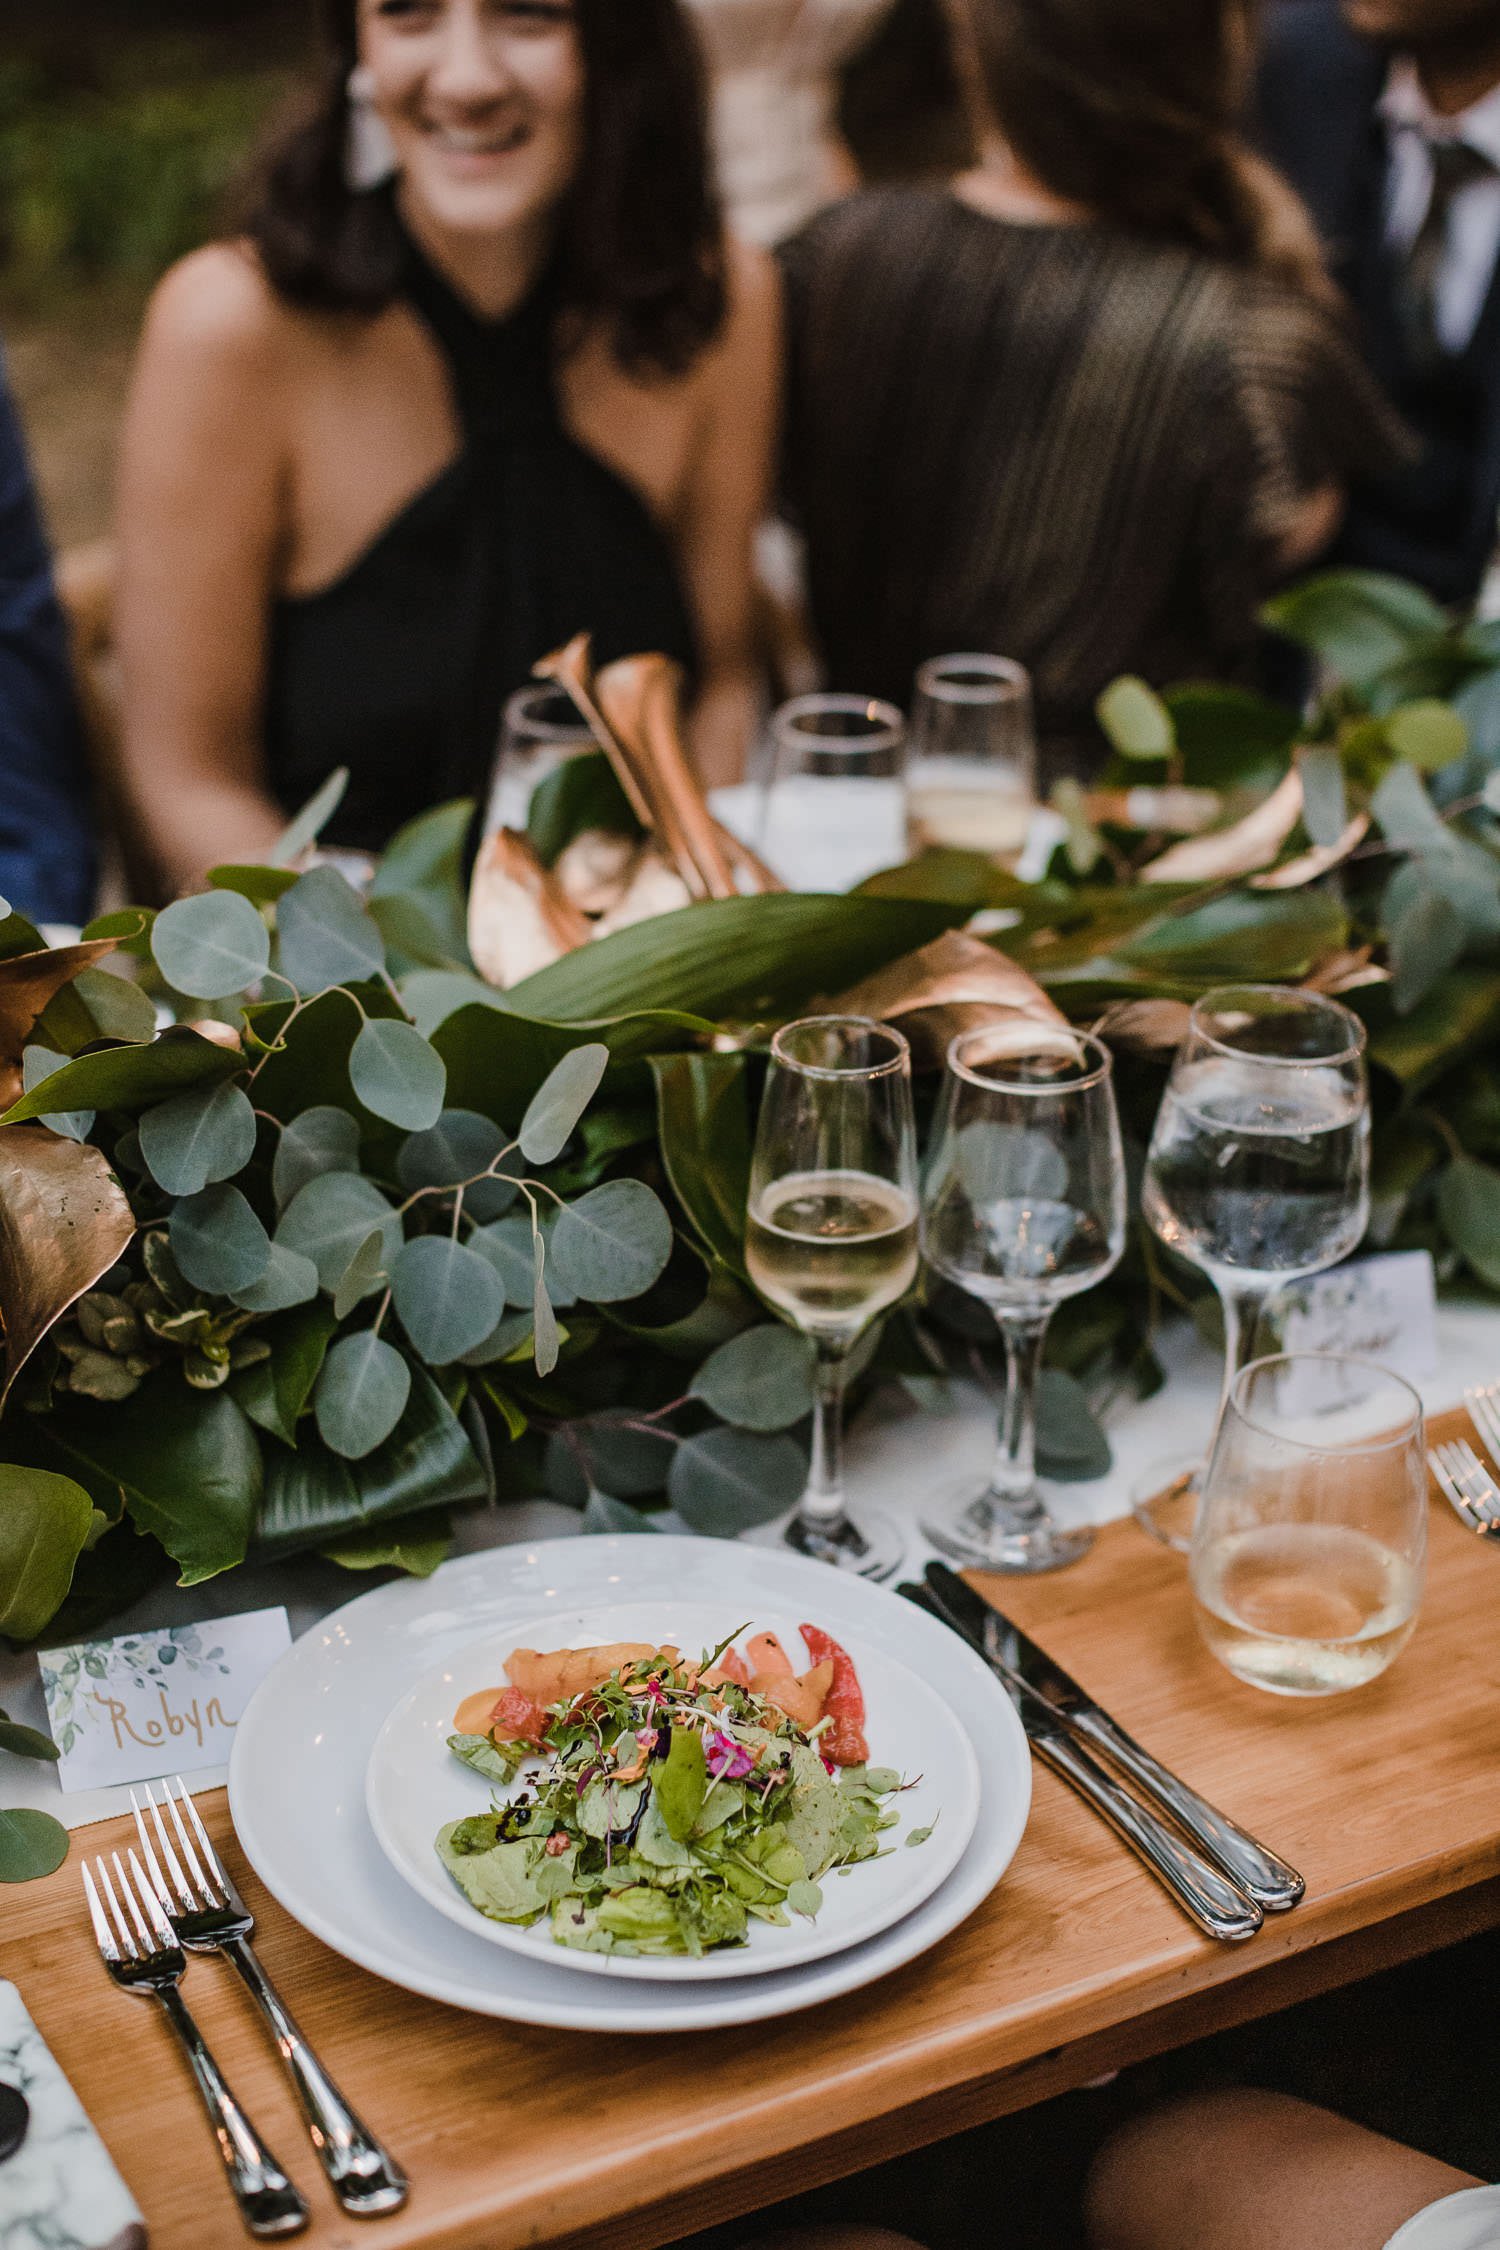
[783,1505,903,1581]
[921,1484,1094,1575]
[1130,1452,1204,1554]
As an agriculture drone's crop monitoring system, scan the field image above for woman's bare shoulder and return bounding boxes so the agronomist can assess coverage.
[139,240,325,381]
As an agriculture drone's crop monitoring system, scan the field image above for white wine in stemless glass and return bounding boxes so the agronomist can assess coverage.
[905,654,1037,865]
[759,694,907,891]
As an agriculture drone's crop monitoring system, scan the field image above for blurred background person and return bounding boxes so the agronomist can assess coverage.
[0,343,96,928]
[779,0,1405,782]
[1258,0,1500,607]
[114,0,778,897]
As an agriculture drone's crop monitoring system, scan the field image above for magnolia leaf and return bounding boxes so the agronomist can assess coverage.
[1385,699,1469,773]
[518,1042,609,1164]
[169,1184,271,1297]
[230,1242,320,1315]
[1437,1156,1500,1290]
[20,1046,91,1141]
[276,1172,401,1293]
[276,865,385,990]
[0,1464,96,1637]
[401,970,511,1039]
[270,766,350,866]
[1034,1368,1111,1482]
[0,1126,135,1406]
[321,1515,451,1576]
[257,1366,485,1555]
[689,1324,815,1432]
[334,1227,390,1322]
[36,1378,260,1586]
[0,1809,69,1884]
[208,864,301,905]
[1096,675,1174,760]
[231,1300,337,1445]
[3,1027,240,1128]
[390,1235,504,1363]
[152,889,270,999]
[138,1079,257,1198]
[650,1052,753,1273]
[668,1427,805,1535]
[547,1178,673,1304]
[314,1330,413,1459]
[349,1017,446,1131]
[398,1109,518,1221]
[581,1489,663,1536]
[1297,745,1348,850]
[272,1104,362,1210]
[533,1234,560,1376]
[0,937,124,1106]
[0,1712,59,1762]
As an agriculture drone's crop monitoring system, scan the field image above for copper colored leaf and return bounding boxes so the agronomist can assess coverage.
[0,1125,135,1406]
[828,931,1065,1072]
[0,940,122,1108]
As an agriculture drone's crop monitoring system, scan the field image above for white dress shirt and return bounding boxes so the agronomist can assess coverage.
[1379,59,1500,355]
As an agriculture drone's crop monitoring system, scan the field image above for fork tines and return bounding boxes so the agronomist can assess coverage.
[84,1847,181,1966]
[1466,1383,1500,1477]
[131,1776,224,1914]
[1430,1434,1500,1537]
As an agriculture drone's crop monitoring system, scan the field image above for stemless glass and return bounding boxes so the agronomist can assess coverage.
[905,653,1037,866]
[1191,1353,1425,1696]
[1136,985,1371,1549]
[758,693,907,891]
[746,1016,920,1579]
[479,683,597,837]
[921,1026,1126,1572]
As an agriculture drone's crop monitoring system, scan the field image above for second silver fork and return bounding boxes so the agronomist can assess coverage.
[1430,1435,1500,1537]
[133,1778,407,2218]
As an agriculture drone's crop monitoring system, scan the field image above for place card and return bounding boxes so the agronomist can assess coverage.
[1266,1250,1438,1382]
[38,1607,291,1793]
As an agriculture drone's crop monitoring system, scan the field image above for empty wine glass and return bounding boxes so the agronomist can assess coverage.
[1135,985,1371,1551]
[479,683,596,836]
[905,654,1037,866]
[921,1025,1126,1572]
[1192,1353,1425,1696]
[746,1016,920,1579]
[759,694,907,891]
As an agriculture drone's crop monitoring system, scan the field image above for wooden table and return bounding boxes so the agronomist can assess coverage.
[9,1405,1500,2250]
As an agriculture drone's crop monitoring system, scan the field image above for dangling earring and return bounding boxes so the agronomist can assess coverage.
[345,62,399,191]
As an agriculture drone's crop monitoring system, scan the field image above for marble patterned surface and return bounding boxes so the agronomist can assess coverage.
[0,1982,146,2250]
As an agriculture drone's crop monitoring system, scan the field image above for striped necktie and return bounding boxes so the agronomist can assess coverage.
[1396,136,1496,373]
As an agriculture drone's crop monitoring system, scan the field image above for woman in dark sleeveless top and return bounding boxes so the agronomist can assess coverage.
[115,0,779,892]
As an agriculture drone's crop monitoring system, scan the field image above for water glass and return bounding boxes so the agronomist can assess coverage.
[1135,984,1371,1550]
[1191,1353,1425,1695]
[905,653,1037,866]
[480,684,597,836]
[759,694,907,891]
[921,1025,1126,1572]
[746,1016,919,1580]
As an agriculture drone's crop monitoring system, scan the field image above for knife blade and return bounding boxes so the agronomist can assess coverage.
[924,1562,1304,1912]
[899,1583,1262,1942]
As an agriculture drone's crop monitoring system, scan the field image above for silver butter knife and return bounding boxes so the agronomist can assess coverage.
[900,1580,1263,1942]
[924,1562,1304,1912]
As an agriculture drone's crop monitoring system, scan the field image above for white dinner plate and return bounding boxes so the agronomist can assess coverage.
[367,1602,980,1980]
[228,1535,1031,2033]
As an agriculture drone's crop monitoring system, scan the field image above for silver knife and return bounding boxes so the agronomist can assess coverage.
[924,1562,1304,1912]
[900,1580,1262,1942]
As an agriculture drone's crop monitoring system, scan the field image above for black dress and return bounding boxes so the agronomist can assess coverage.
[262,228,698,853]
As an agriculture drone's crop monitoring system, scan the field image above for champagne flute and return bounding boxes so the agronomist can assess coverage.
[746,1016,920,1579]
[921,1026,1126,1572]
[1135,985,1371,1551]
[905,653,1037,865]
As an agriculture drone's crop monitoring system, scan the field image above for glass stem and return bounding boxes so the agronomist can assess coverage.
[800,1338,850,1528]
[1214,1280,1268,1437]
[988,1313,1051,1505]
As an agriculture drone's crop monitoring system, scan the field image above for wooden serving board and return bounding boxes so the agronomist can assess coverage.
[7,1406,1500,2250]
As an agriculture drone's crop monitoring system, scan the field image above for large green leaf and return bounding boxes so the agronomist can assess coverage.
[526,751,639,866]
[508,895,968,1023]
[1437,1156,1500,1289]
[321,1515,452,1577]
[548,1180,674,1304]
[1262,570,1448,688]
[401,972,511,1039]
[367,798,474,970]
[1357,971,1500,1092]
[38,1380,261,1586]
[0,1464,96,1638]
[151,889,269,999]
[1,1027,239,1126]
[1165,685,1299,791]
[231,1299,337,1445]
[138,1079,257,1197]
[651,1052,753,1274]
[255,1364,487,1555]
[432,1003,710,1126]
[1111,889,1347,981]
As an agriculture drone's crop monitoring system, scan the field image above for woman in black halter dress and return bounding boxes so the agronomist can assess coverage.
[115,0,779,891]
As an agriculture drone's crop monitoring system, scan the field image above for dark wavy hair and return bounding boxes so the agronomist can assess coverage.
[238,0,726,376]
[956,0,1330,298]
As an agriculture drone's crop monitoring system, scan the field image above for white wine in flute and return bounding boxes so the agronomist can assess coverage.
[746,1170,919,1341]
[906,770,1032,863]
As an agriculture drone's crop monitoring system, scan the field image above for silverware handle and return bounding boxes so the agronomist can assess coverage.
[1072,1709,1305,1911]
[225,1937,408,2216]
[1030,1728,1263,1943]
[155,1986,309,2239]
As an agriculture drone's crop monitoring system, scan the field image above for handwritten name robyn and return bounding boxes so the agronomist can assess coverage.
[92,1686,232,1754]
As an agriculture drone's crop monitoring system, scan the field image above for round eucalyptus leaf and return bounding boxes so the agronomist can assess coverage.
[546,1416,675,1502]
[73,965,159,1044]
[547,1179,673,1304]
[1095,675,1175,761]
[581,1490,663,1536]
[169,1184,272,1297]
[272,1105,361,1211]
[20,1046,93,1142]
[518,1042,610,1165]
[276,1172,401,1293]
[689,1324,815,1432]
[668,1427,806,1535]
[456,1309,535,1366]
[467,1216,534,1309]
[390,1236,504,1363]
[230,1242,320,1315]
[0,1808,69,1884]
[151,889,270,999]
[1385,698,1469,774]
[313,1330,412,1459]
[334,1227,391,1321]
[398,1109,519,1221]
[275,865,385,991]
[138,1080,258,1198]
[349,1018,447,1130]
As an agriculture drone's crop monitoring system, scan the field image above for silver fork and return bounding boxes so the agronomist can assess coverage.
[131,1777,407,2218]
[1429,1437,1500,1537]
[1466,1383,1500,1483]
[83,1849,309,2239]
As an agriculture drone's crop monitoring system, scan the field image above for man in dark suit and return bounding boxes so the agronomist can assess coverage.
[1258,0,1500,607]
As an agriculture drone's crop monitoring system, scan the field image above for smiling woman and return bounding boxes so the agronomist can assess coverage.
[113,0,780,895]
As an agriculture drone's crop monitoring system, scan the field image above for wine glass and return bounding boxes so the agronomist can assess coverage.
[905,653,1037,867]
[745,1015,920,1579]
[759,693,907,891]
[1192,1353,1425,1696]
[479,684,596,837]
[920,1025,1126,1572]
[1135,985,1371,1551]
